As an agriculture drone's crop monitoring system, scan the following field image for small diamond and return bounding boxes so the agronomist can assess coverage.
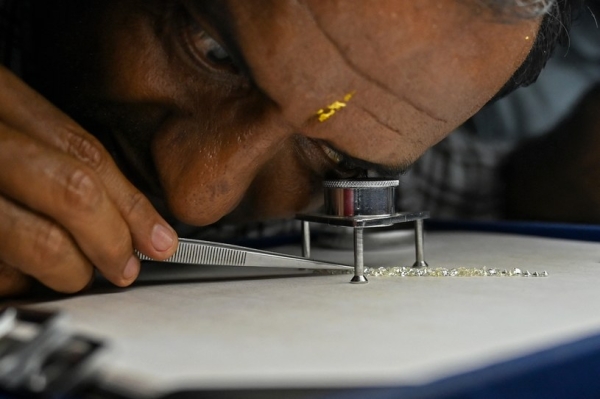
[449,268,458,277]
[512,268,522,276]
[471,268,485,277]
[457,267,469,276]
[523,271,531,277]
[541,271,549,277]
[488,268,498,276]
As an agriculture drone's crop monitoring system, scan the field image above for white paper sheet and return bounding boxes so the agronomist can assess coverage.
[20,232,600,395]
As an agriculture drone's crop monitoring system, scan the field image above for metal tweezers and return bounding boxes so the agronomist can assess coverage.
[136,238,353,271]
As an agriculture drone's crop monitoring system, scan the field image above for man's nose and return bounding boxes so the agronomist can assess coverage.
[153,107,296,226]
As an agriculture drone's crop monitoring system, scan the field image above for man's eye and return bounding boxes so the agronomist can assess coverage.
[194,31,234,66]
[181,17,239,75]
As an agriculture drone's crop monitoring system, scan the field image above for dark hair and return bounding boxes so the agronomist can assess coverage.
[491,0,586,99]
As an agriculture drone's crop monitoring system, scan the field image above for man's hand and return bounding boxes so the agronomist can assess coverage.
[504,85,600,223]
[0,66,178,296]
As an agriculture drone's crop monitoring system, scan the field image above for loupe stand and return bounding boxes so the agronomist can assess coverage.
[296,179,429,284]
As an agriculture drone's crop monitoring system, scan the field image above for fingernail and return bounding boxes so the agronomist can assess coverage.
[152,224,175,252]
[124,255,140,280]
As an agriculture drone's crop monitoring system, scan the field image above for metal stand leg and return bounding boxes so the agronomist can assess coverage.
[301,221,311,258]
[350,228,368,284]
[412,219,428,268]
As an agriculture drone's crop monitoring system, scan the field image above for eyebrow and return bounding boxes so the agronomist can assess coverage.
[334,147,412,178]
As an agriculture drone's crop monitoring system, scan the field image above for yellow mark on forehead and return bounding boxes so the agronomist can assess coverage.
[316,91,356,123]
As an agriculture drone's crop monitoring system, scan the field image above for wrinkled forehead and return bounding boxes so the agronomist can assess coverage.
[182,0,562,99]
[179,0,538,127]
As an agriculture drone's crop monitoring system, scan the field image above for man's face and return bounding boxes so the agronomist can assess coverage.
[62,0,540,226]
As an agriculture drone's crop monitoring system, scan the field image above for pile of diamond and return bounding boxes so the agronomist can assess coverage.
[316,267,548,277]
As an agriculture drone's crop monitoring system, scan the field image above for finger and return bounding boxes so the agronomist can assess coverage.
[0,195,94,293]
[0,123,138,286]
[0,262,32,297]
[0,66,178,259]
[58,132,179,260]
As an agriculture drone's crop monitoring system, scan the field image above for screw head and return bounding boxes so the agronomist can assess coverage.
[350,275,369,284]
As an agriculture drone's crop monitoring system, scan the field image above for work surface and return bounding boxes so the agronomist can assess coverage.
[16,232,600,395]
